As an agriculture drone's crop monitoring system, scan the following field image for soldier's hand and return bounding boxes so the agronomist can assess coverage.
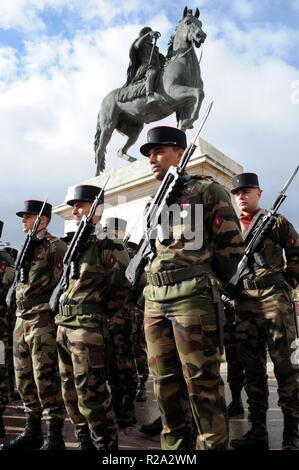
[151,31,161,39]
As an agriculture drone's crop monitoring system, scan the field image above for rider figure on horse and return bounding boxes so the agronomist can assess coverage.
[125,26,165,103]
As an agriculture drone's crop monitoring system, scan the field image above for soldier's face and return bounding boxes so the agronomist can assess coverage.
[21,214,47,233]
[234,188,262,213]
[72,201,102,226]
[72,201,92,225]
[21,213,37,233]
[148,146,184,181]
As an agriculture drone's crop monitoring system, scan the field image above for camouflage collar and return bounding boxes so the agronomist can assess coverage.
[36,228,51,240]
[243,208,267,242]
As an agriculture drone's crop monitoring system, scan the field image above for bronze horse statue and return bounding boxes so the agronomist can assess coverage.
[94,7,206,175]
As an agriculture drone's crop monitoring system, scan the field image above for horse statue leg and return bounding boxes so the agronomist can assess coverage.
[94,124,115,175]
[174,85,205,130]
[94,94,119,175]
[116,118,144,162]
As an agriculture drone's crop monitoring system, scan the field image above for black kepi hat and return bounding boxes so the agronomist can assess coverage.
[16,200,52,218]
[4,247,18,261]
[0,220,3,238]
[140,126,187,156]
[231,173,260,195]
[104,217,127,233]
[61,231,75,243]
[66,185,104,206]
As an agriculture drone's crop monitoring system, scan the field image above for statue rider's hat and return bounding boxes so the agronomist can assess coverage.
[231,173,261,195]
[139,26,152,37]
[140,126,187,156]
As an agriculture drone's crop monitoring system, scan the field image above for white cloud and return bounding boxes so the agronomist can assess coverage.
[232,0,253,18]
[291,0,299,11]
[0,0,143,31]
[0,47,18,82]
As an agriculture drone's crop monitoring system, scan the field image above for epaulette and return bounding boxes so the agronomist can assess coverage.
[191,175,215,181]
[46,235,60,245]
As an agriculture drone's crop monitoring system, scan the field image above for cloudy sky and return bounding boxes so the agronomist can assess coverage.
[0,0,298,248]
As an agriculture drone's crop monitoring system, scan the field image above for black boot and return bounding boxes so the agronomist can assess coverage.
[228,390,244,417]
[230,412,269,450]
[140,417,163,436]
[228,399,244,417]
[282,415,299,450]
[0,413,5,438]
[0,417,44,450]
[112,393,125,425]
[136,379,147,402]
[9,390,21,402]
[75,425,97,451]
[40,419,65,450]
[118,396,136,428]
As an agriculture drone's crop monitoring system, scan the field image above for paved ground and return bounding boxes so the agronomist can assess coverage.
[0,361,284,451]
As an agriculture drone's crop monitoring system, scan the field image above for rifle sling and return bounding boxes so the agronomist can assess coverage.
[146,263,214,287]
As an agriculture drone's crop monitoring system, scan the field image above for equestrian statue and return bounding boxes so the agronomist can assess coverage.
[94,6,207,175]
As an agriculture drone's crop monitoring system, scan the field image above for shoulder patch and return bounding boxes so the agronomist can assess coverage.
[213,215,224,230]
[107,254,117,267]
[191,175,215,182]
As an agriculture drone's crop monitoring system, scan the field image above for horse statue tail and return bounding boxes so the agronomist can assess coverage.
[94,125,105,175]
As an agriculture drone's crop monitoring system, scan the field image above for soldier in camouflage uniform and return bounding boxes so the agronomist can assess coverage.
[223,300,245,417]
[0,201,66,451]
[125,237,150,404]
[0,221,15,438]
[229,173,299,451]
[55,185,132,450]
[133,304,149,402]
[103,217,138,427]
[138,126,245,450]
[3,247,19,401]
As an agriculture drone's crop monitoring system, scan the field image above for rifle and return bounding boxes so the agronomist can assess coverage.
[49,177,110,312]
[6,198,48,308]
[224,166,299,299]
[125,101,213,286]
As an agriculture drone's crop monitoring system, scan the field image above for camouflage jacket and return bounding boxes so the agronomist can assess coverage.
[15,229,67,316]
[144,175,244,302]
[0,250,15,303]
[56,228,132,328]
[0,250,15,338]
[241,209,299,288]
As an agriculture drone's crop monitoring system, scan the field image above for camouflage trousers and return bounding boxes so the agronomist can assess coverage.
[0,308,9,412]
[235,287,299,419]
[13,312,65,421]
[224,303,244,396]
[108,310,137,400]
[144,296,228,450]
[56,324,118,450]
[132,307,149,382]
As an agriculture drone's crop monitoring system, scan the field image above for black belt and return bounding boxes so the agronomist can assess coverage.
[242,272,285,290]
[146,264,214,287]
[58,304,104,316]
